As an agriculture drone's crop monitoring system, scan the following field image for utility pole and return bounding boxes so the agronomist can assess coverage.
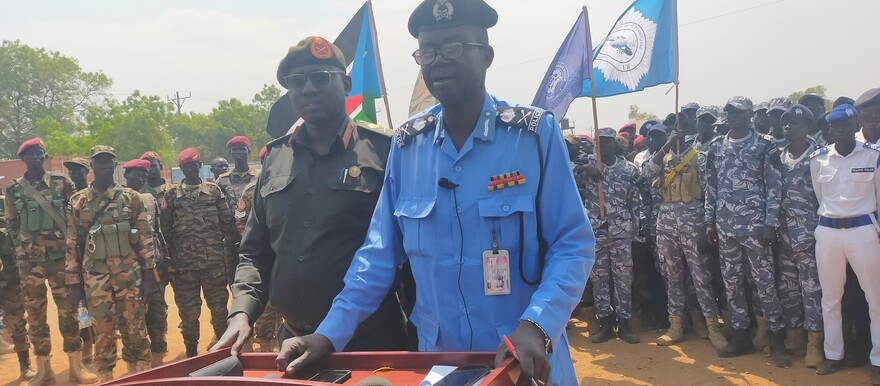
[167,91,191,115]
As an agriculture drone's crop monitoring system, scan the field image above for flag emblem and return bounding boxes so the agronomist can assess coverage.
[544,62,572,102]
[594,8,657,91]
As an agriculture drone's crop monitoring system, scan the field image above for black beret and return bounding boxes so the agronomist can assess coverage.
[408,0,498,38]
[276,36,346,89]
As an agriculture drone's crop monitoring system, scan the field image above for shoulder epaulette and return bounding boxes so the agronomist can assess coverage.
[355,121,393,138]
[863,142,880,152]
[267,133,292,149]
[495,106,546,134]
[810,146,829,159]
[396,113,437,148]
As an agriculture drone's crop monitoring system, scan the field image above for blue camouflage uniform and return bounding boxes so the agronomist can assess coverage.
[705,130,785,332]
[314,94,594,386]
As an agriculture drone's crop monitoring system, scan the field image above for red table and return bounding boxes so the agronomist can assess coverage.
[101,349,519,386]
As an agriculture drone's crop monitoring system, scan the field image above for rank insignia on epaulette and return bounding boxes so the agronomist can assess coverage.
[488,171,526,191]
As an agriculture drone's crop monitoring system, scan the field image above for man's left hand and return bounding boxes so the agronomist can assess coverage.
[494,321,550,386]
[760,225,777,248]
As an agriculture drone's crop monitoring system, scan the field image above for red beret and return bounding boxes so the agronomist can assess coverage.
[17,137,45,158]
[619,122,637,133]
[226,136,251,149]
[122,159,151,172]
[140,151,161,161]
[633,135,645,148]
[177,148,201,165]
[259,146,267,160]
[618,132,631,142]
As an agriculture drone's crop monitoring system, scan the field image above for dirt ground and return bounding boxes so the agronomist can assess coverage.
[0,288,872,386]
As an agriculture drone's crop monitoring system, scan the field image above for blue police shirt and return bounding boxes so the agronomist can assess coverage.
[316,94,595,385]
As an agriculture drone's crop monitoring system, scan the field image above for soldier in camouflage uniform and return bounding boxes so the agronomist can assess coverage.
[704,97,790,367]
[4,138,97,386]
[139,152,174,201]
[66,146,157,381]
[644,124,727,350]
[777,104,824,368]
[0,193,36,380]
[161,148,238,357]
[123,158,170,366]
[579,128,642,344]
[216,136,259,286]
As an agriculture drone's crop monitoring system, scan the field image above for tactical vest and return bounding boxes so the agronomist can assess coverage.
[661,152,704,204]
[13,180,65,233]
[85,191,134,263]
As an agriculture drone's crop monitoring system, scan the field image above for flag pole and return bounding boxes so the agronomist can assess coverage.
[584,5,605,220]
[367,0,395,129]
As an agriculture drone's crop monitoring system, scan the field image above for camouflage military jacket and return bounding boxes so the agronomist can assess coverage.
[780,141,820,251]
[583,155,642,238]
[0,196,14,276]
[139,193,168,266]
[160,181,237,271]
[65,183,155,284]
[234,181,256,236]
[637,150,663,236]
[704,131,782,237]
[140,180,173,203]
[217,167,258,213]
[4,172,75,261]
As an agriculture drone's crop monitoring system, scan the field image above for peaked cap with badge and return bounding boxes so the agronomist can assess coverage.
[408,0,498,38]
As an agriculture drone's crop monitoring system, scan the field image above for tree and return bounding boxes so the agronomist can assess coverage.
[788,85,831,109]
[89,91,174,161]
[628,104,659,122]
[0,40,111,158]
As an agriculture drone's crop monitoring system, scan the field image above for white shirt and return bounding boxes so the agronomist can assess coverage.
[810,141,880,218]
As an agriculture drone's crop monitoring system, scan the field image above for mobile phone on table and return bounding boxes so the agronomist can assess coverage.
[307,370,352,383]
[434,366,491,386]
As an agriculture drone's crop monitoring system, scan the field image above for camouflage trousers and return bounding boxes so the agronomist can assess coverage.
[0,264,29,353]
[84,257,150,371]
[144,280,168,353]
[656,203,719,318]
[777,231,823,332]
[170,267,228,346]
[717,234,784,332]
[17,258,82,355]
[591,231,633,319]
[253,302,279,342]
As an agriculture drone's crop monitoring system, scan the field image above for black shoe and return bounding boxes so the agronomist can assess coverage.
[717,329,754,358]
[871,366,880,385]
[816,359,844,375]
[767,329,792,368]
[616,318,640,344]
[591,316,615,343]
[185,343,198,358]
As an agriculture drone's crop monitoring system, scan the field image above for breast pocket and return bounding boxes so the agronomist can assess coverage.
[844,171,874,197]
[477,194,535,254]
[394,198,436,258]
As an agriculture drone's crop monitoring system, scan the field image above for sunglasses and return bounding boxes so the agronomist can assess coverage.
[412,42,487,65]
[284,70,345,90]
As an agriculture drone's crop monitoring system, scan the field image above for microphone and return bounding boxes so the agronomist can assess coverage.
[438,178,459,190]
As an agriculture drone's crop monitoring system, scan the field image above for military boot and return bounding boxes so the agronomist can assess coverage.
[816,359,843,375]
[617,318,640,344]
[717,329,754,358]
[257,339,275,353]
[18,351,36,380]
[151,352,165,367]
[768,329,792,368]
[785,327,806,351]
[591,316,615,343]
[185,343,198,358]
[691,311,709,339]
[752,316,767,350]
[706,316,728,350]
[657,315,684,346]
[805,331,824,369]
[721,311,733,338]
[28,355,56,386]
[68,351,98,383]
[81,342,94,365]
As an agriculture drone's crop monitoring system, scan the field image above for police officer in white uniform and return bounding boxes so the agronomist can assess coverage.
[810,103,880,385]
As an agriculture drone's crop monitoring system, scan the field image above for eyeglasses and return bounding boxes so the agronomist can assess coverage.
[284,70,345,90]
[412,42,488,65]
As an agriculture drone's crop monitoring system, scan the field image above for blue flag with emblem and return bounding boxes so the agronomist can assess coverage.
[532,8,592,119]
[590,0,678,97]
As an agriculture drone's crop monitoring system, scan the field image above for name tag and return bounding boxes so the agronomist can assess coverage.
[852,167,875,173]
[483,250,511,296]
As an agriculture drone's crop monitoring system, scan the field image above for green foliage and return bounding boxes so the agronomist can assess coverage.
[788,85,831,110]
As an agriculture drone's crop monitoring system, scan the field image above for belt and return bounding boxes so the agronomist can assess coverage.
[818,214,875,229]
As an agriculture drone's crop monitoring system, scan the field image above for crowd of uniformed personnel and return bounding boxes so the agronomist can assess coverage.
[1,1,880,386]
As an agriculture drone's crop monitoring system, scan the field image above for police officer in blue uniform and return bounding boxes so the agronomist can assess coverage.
[272,1,595,385]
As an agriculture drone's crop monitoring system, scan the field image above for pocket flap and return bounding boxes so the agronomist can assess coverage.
[259,173,297,198]
[477,194,534,218]
[394,198,436,219]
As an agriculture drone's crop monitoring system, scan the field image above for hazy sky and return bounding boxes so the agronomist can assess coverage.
[2,0,879,135]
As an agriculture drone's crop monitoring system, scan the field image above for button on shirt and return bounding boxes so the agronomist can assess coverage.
[314,94,595,386]
[810,142,880,218]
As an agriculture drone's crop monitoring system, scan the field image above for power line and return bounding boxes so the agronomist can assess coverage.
[167,91,191,115]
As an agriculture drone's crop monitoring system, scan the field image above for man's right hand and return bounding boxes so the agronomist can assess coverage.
[276,334,334,378]
[68,284,85,308]
[705,223,718,247]
[212,312,252,356]
[574,165,602,183]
